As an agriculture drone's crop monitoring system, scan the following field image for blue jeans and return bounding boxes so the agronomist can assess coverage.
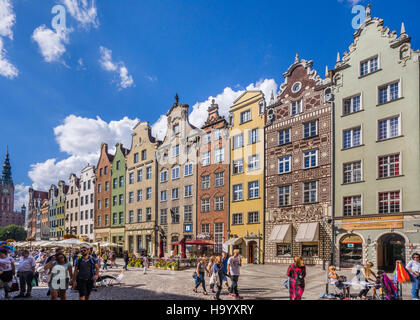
[103,261,108,270]
[412,276,419,299]
[123,261,128,270]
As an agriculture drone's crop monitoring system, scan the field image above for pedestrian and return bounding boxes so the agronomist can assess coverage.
[72,246,99,300]
[213,256,225,300]
[102,251,108,271]
[110,252,117,268]
[356,261,378,299]
[406,252,420,300]
[287,256,306,301]
[193,257,208,295]
[221,252,229,290]
[44,252,73,300]
[227,249,242,299]
[207,256,216,293]
[14,249,36,298]
[123,251,129,271]
[72,250,79,267]
[143,254,149,274]
[0,248,15,299]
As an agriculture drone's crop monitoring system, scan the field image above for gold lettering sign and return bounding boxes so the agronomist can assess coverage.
[342,221,403,231]
[343,216,403,223]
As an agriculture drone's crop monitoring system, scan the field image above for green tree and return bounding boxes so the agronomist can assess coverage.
[0,225,27,241]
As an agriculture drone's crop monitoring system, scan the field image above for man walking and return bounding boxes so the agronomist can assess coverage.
[123,251,129,271]
[72,246,99,300]
[227,249,243,300]
[221,252,230,290]
[14,250,36,298]
[406,253,420,300]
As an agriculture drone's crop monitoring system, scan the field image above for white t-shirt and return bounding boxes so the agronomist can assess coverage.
[228,256,241,276]
[407,260,420,274]
[0,256,13,272]
[17,256,36,272]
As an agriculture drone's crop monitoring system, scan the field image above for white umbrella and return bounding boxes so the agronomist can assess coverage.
[99,242,119,248]
[41,241,61,248]
[57,239,91,248]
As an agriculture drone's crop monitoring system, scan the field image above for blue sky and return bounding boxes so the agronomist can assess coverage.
[0,0,419,207]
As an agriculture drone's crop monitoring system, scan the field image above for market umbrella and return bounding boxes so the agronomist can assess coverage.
[100,242,119,248]
[57,239,91,248]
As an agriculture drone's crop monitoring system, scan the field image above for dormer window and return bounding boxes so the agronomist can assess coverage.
[291,100,303,116]
[173,124,180,135]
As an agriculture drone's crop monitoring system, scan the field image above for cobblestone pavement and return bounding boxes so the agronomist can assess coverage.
[2,260,412,300]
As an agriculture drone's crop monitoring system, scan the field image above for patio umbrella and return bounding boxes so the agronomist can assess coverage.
[57,239,91,248]
[100,242,119,248]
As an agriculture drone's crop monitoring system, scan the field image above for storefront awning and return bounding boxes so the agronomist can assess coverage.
[223,238,243,246]
[295,222,319,243]
[268,224,292,243]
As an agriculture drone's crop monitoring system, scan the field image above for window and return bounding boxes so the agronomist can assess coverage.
[379,154,401,178]
[134,153,139,163]
[146,167,152,179]
[141,150,147,161]
[105,214,108,226]
[81,197,84,206]
[248,212,259,224]
[173,124,180,135]
[240,110,252,124]
[160,170,168,182]
[303,181,318,204]
[278,186,291,207]
[248,181,259,199]
[303,150,318,169]
[201,175,210,190]
[137,209,142,222]
[171,188,179,200]
[112,213,117,225]
[215,196,224,211]
[248,128,259,144]
[248,154,260,171]
[344,196,362,216]
[105,181,109,191]
[99,168,103,176]
[146,208,152,221]
[171,167,180,180]
[129,210,134,223]
[171,207,180,224]
[116,161,121,170]
[233,184,243,201]
[303,121,318,139]
[119,194,124,205]
[104,166,108,175]
[214,129,222,140]
[160,209,167,225]
[104,198,109,208]
[184,163,193,176]
[343,95,361,115]
[129,173,134,184]
[119,212,124,225]
[343,161,362,184]
[378,116,400,141]
[201,152,210,166]
[97,200,101,210]
[278,156,291,174]
[137,169,143,182]
[232,213,243,225]
[146,187,152,200]
[379,191,401,214]
[201,224,210,234]
[215,172,224,187]
[97,216,101,227]
[360,56,378,76]
[137,189,143,202]
[379,81,400,104]
[233,159,244,174]
[291,100,303,116]
[277,244,291,257]
[233,134,243,149]
[160,190,167,202]
[128,192,134,203]
[215,148,224,163]
[172,145,180,157]
[302,244,319,258]
[184,185,193,197]
[97,184,101,194]
[343,127,361,149]
[279,129,291,145]
[204,133,211,144]
[113,178,117,189]
[201,199,210,213]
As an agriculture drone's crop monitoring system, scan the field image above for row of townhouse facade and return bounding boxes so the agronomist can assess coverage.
[26,6,420,270]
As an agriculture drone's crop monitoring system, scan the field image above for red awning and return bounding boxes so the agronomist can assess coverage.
[185,240,215,246]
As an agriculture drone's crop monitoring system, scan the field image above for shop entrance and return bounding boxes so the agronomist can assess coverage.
[339,234,363,268]
[248,241,257,264]
[378,233,405,272]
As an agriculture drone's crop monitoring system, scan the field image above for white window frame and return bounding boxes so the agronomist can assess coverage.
[343,94,363,116]
[303,181,318,204]
[360,55,379,76]
[343,126,362,149]
[278,128,291,146]
[378,80,401,105]
[303,150,318,169]
[278,185,291,207]
[291,99,303,116]
[278,156,291,175]
[343,161,363,184]
[378,115,401,141]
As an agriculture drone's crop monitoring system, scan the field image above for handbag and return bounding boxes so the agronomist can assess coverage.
[283,279,289,289]
[9,276,19,293]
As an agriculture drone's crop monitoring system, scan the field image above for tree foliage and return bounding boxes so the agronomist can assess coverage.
[0,225,26,241]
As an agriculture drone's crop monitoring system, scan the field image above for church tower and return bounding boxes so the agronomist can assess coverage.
[0,147,14,213]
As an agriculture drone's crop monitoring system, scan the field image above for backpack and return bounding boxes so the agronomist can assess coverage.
[292,265,305,286]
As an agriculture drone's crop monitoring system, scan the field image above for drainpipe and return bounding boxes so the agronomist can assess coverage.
[331,99,336,267]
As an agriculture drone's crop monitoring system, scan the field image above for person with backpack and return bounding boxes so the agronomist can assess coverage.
[287,256,306,300]
[72,246,99,300]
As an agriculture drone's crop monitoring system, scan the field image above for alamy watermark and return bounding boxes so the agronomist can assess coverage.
[51,5,67,33]
[351,5,366,30]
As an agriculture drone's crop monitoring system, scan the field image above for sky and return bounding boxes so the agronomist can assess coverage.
[0,0,419,209]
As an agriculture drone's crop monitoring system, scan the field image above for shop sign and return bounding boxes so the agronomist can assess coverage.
[342,221,403,231]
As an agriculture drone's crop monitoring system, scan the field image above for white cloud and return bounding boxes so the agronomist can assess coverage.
[31,25,70,63]
[14,184,30,210]
[0,37,18,78]
[0,0,15,39]
[99,46,134,90]
[151,115,168,142]
[338,0,363,5]
[145,75,158,82]
[60,0,98,29]
[29,115,139,190]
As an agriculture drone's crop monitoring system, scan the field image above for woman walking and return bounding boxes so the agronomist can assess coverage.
[213,256,225,300]
[287,256,306,300]
[0,248,15,299]
[207,256,216,293]
[193,257,208,295]
[356,262,378,299]
[44,253,73,300]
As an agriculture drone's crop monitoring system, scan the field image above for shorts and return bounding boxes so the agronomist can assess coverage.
[221,274,227,282]
[76,279,94,298]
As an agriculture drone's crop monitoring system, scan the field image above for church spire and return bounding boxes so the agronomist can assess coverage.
[1,147,13,186]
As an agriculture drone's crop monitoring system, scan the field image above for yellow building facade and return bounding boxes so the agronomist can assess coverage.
[227,91,265,264]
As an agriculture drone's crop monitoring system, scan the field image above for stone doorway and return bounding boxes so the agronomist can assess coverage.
[377,233,406,272]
